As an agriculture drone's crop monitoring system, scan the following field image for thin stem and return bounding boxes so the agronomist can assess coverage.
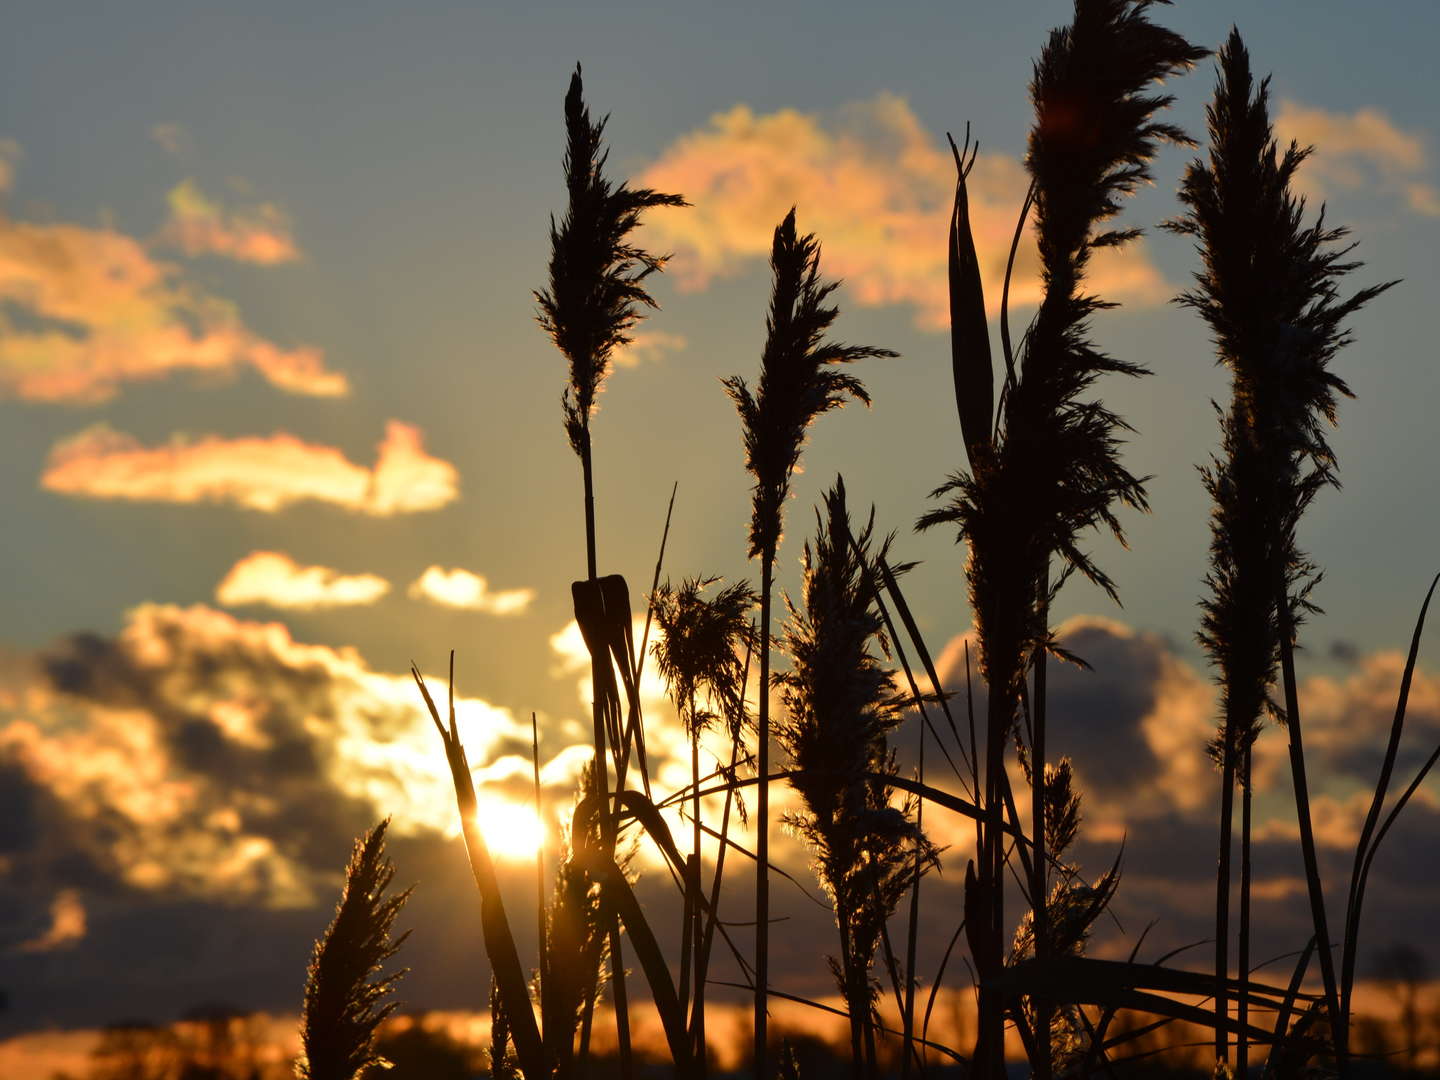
[1239,744,1253,1078]
[1277,587,1342,1072]
[1216,754,1235,1066]
[1032,599,1051,1080]
[580,422,597,581]
[754,552,774,1080]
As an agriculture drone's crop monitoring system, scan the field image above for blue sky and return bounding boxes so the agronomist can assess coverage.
[2,0,1439,1041]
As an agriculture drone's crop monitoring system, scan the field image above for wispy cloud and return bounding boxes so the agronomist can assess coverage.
[613,329,688,369]
[41,419,459,515]
[407,566,534,615]
[1277,100,1440,216]
[17,890,86,953]
[0,154,344,403]
[216,551,390,610]
[638,94,1169,330]
[157,178,300,264]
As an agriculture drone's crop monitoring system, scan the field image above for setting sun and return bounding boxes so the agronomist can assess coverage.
[471,796,546,861]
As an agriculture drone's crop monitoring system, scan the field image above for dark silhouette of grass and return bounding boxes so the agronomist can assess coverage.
[774,479,936,1080]
[379,12,1437,1080]
[920,2,1205,1074]
[536,64,686,581]
[296,820,411,1080]
[725,207,896,1080]
[1167,28,1397,1073]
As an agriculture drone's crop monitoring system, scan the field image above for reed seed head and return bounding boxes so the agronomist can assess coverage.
[725,209,897,561]
[536,64,687,458]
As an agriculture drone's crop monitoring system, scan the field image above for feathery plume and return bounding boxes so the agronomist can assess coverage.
[651,575,758,741]
[725,208,897,561]
[537,64,687,459]
[296,820,410,1080]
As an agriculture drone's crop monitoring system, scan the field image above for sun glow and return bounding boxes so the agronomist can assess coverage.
[472,796,545,861]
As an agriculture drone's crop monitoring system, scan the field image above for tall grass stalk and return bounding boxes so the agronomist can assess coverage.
[774,479,936,1080]
[296,820,411,1080]
[921,3,1203,1073]
[651,574,758,1072]
[725,208,895,1076]
[1167,30,1395,1069]
[536,65,685,1070]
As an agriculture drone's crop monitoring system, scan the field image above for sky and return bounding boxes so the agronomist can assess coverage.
[2,0,1440,1046]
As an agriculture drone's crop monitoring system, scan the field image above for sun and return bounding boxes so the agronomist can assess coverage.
[472,795,545,861]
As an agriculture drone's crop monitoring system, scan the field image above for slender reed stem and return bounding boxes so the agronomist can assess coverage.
[1032,595,1050,1080]
[1238,744,1253,1078]
[1277,588,1341,1070]
[1215,755,1234,1064]
[754,552,773,1078]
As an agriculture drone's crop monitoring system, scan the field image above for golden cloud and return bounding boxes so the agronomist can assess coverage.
[17,889,86,953]
[1276,100,1440,217]
[157,178,300,264]
[613,329,688,369]
[0,158,344,403]
[407,566,534,614]
[41,419,459,515]
[638,94,1169,330]
[216,551,390,609]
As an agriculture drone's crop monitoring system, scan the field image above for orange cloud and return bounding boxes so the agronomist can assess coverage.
[1276,100,1440,217]
[41,419,458,515]
[638,94,1169,330]
[613,329,688,369]
[408,566,534,614]
[0,158,344,403]
[157,178,300,264]
[18,889,86,952]
[216,551,390,609]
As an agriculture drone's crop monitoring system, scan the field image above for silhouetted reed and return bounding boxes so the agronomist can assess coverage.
[921,3,1204,1074]
[724,207,896,1076]
[535,65,687,1073]
[296,820,411,1080]
[651,574,757,1069]
[774,479,936,1080]
[536,64,686,579]
[1167,29,1395,1072]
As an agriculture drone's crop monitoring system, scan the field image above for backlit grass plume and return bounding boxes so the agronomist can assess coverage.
[1166,30,1395,1069]
[652,575,757,742]
[536,63,686,577]
[776,478,934,1080]
[920,4,1203,1075]
[724,208,896,1075]
[296,820,410,1080]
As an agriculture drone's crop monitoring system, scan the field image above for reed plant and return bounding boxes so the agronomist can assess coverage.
[296,821,411,1080]
[1167,30,1396,1073]
[725,208,896,1077]
[651,574,758,1071]
[921,3,1204,1074]
[774,479,937,1080]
